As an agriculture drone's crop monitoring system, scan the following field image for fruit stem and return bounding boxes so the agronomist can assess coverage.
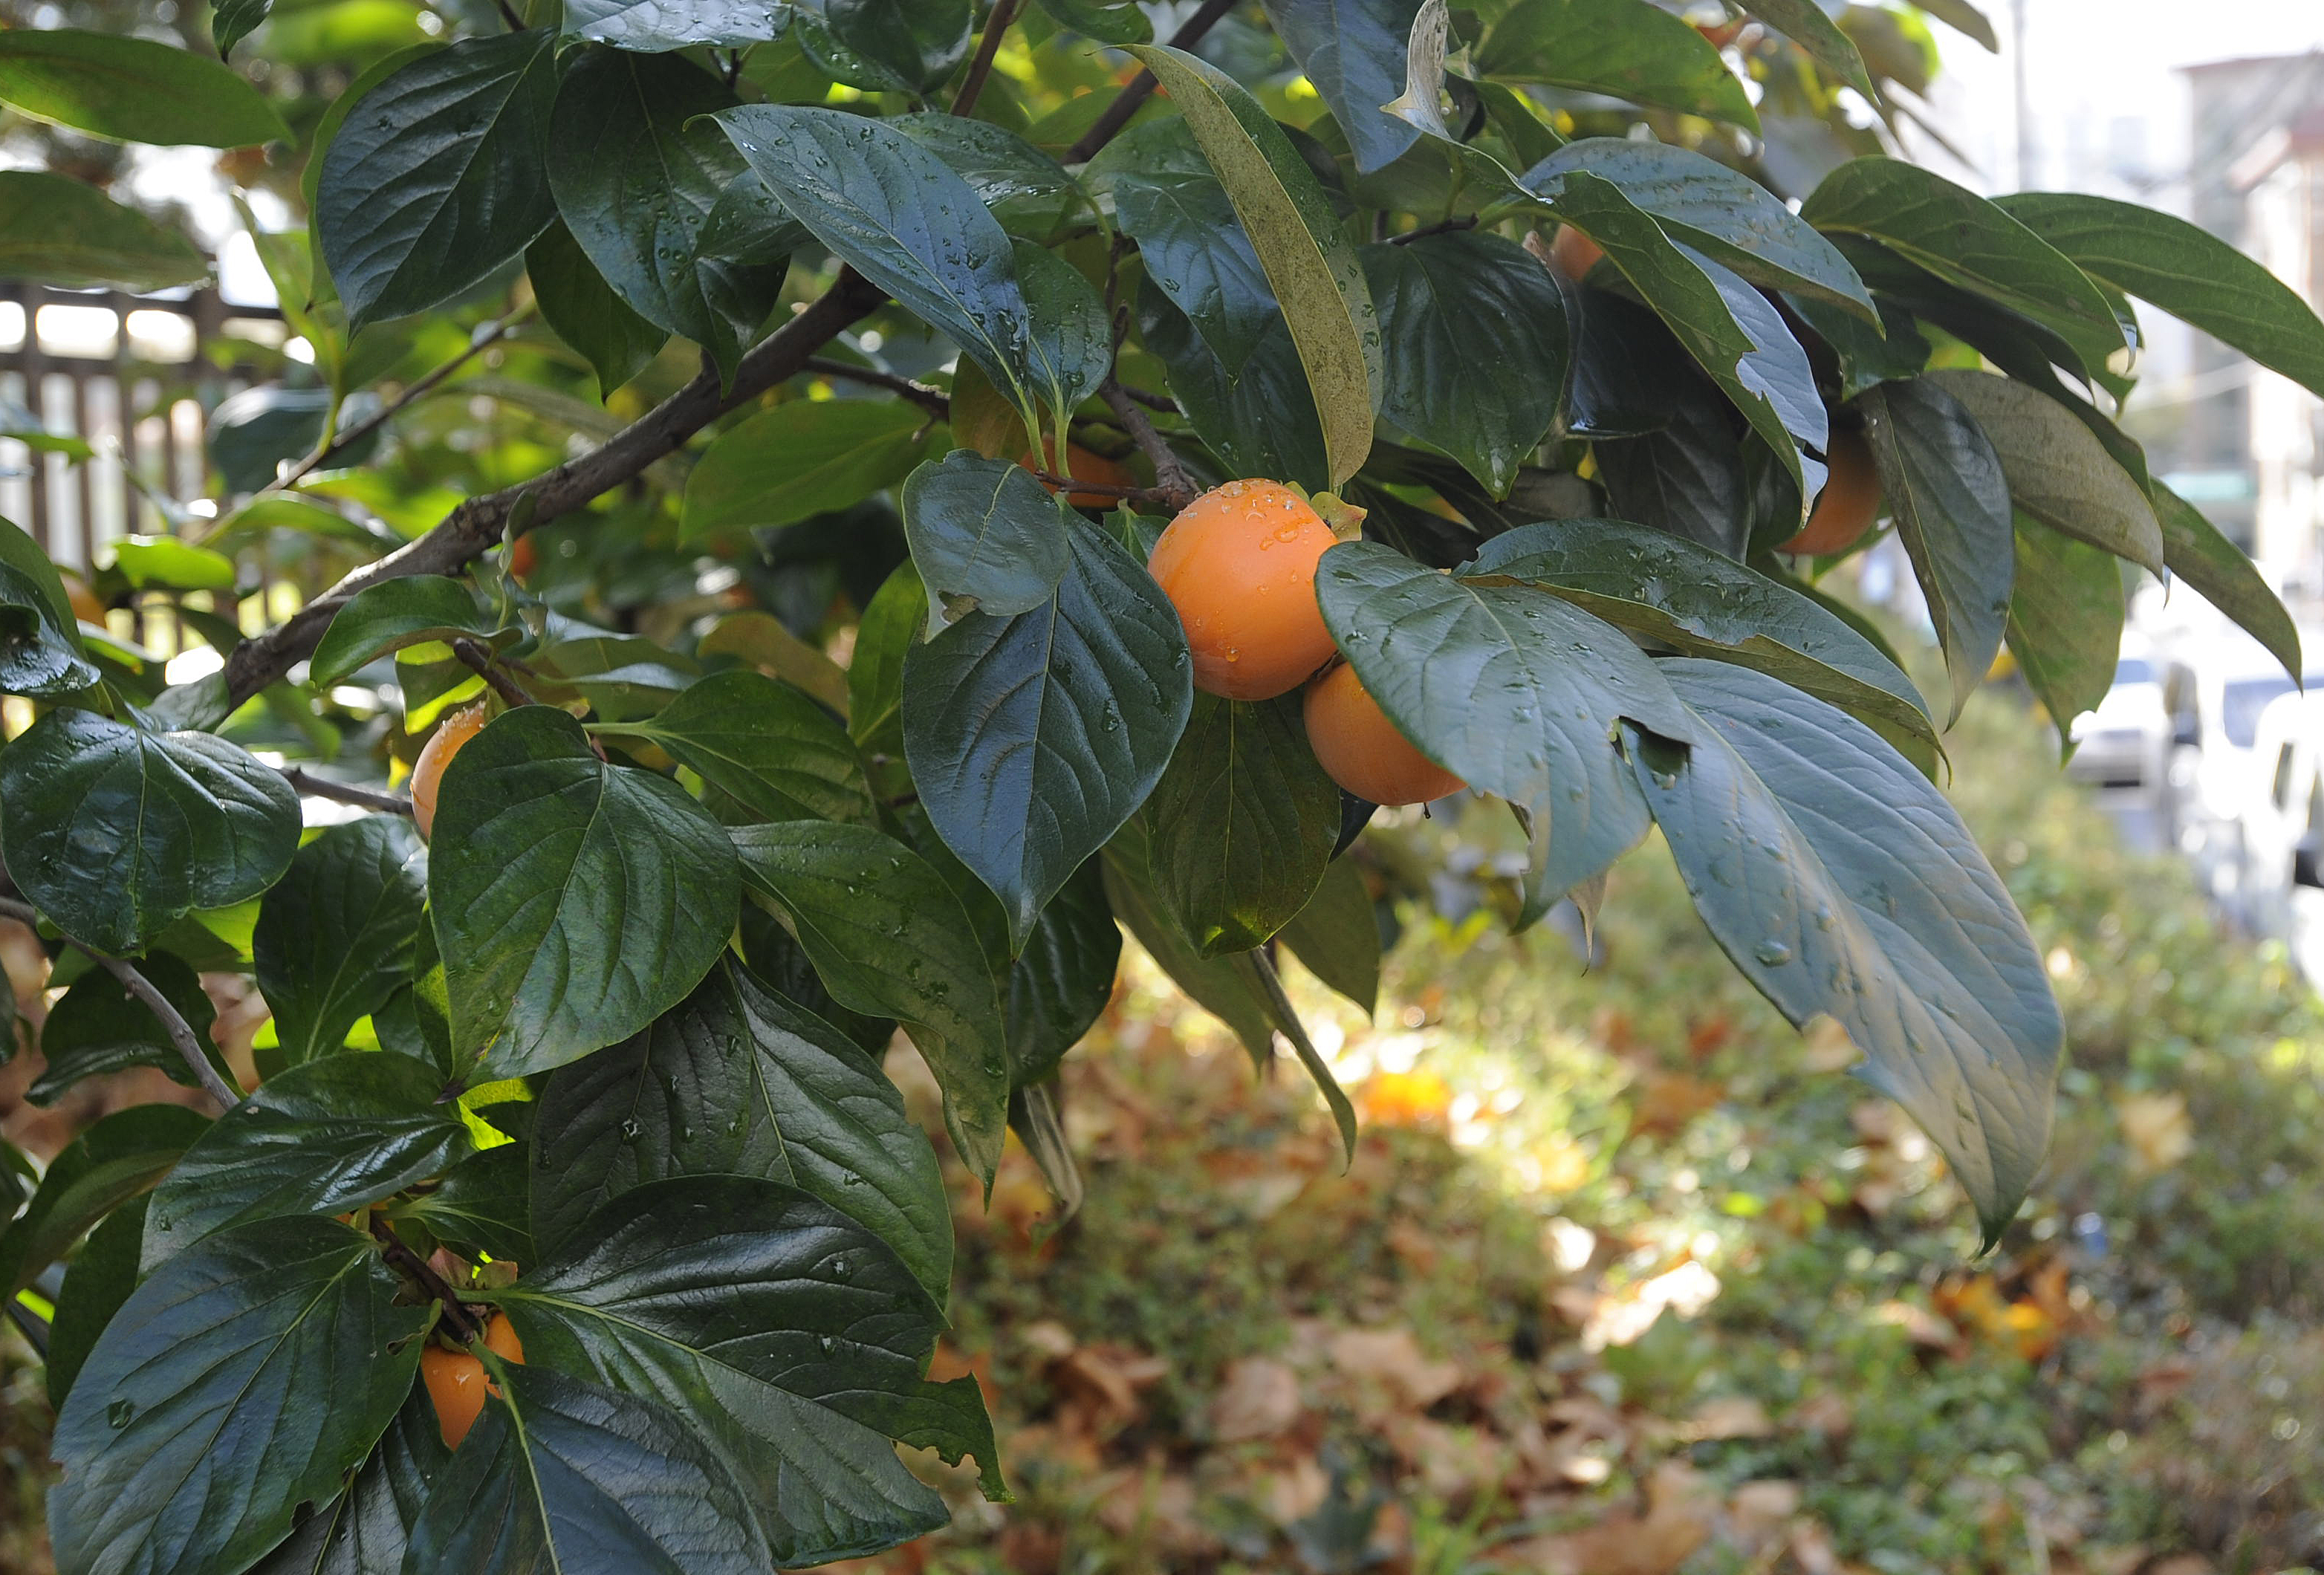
[1312,493,1369,541]
[372,1216,483,1344]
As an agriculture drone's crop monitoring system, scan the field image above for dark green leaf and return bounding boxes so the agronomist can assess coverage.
[1921,368,2162,574]
[799,0,971,94]
[29,950,230,1105]
[891,113,1080,239]
[532,956,951,1301]
[42,1195,144,1412]
[716,104,1040,411]
[429,706,741,1080]
[1278,857,1380,1014]
[389,1145,533,1265]
[1787,290,1929,399]
[1631,660,2060,1243]
[0,550,97,697]
[682,397,935,541]
[1467,517,1938,756]
[563,0,794,48]
[1126,43,1379,487]
[599,669,876,825]
[1262,0,1426,172]
[1914,0,1998,49]
[1360,230,1569,496]
[1525,137,1872,317]
[1859,377,2012,723]
[253,816,427,1068]
[904,513,1193,946]
[212,0,270,57]
[1799,158,2125,371]
[1148,693,1341,956]
[143,1051,468,1268]
[1101,817,1275,1065]
[0,1103,207,1298]
[547,48,785,383]
[0,707,299,957]
[1995,191,2324,407]
[0,169,206,290]
[51,1217,431,1575]
[527,221,671,398]
[1012,237,1111,423]
[316,30,560,330]
[1006,858,1120,1085]
[2006,515,2123,737]
[402,1361,794,1574]
[307,575,498,687]
[850,558,923,799]
[0,28,289,146]
[1476,0,1759,130]
[1138,265,1329,493]
[901,449,1071,625]
[1550,170,1823,496]
[499,1177,977,1551]
[0,510,83,635]
[731,819,1009,1185]
[246,1394,448,1575]
[1033,0,1151,41]
[1314,539,1693,904]
[2151,481,2300,683]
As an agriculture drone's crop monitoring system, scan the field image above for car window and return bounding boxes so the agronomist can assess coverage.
[2223,677,2299,748]
[2114,657,2152,686]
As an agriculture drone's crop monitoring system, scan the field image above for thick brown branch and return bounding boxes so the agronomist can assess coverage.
[372,1218,483,1342]
[1029,466,1184,510]
[0,895,238,1111]
[452,637,538,710]
[220,270,889,710]
[1063,0,1239,164]
[1101,380,1198,509]
[950,0,1022,117]
[279,767,414,818]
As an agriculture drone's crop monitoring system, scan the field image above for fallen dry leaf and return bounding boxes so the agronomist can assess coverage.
[1209,1357,1302,1444]
[2116,1091,2193,1172]
[1728,1478,1801,1547]
[1327,1326,1464,1412]
[1687,1394,1773,1441]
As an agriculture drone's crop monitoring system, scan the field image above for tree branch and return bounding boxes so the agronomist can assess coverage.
[1101,380,1198,509]
[219,270,889,711]
[0,895,238,1111]
[452,637,538,710]
[803,357,950,416]
[372,1218,483,1343]
[1063,0,1239,163]
[1389,215,1479,244]
[273,310,529,493]
[1115,382,1179,414]
[279,767,414,818]
[950,0,1022,117]
[1028,465,1184,510]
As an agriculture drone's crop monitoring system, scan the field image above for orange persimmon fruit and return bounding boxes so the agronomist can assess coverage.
[1019,439,1137,508]
[1146,479,1346,701]
[410,701,489,841]
[1546,225,1604,281]
[421,1313,526,1451]
[1303,662,1466,806]
[1780,426,1880,555]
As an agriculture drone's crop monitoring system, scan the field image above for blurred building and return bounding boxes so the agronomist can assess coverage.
[2175,53,2324,577]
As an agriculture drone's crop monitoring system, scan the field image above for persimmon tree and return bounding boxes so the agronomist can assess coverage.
[0,0,2316,1568]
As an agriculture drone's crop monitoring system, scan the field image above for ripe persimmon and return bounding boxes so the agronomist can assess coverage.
[421,1313,526,1450]
[1781,426,1880,555]
[1019,438,1137,508]
[410,701,489,841]
[1303,662,1466,806]
[1546,225,1604,281]
[1147,479,1348,701]
[508,532,537,583]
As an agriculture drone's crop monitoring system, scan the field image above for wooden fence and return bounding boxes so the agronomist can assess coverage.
[0,283,285,571]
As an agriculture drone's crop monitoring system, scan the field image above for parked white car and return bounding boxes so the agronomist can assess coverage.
[2236,689,2324,977]
[2064,644,2177,819]
[2161,634,2314,905]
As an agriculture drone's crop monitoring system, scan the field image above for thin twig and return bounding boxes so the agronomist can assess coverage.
[803,357,951,416]
[273,311,530,495]
[950,0,1022,117]
[1115,382,1180,414]
[1100,380,1198,508]
[371,1218,482,1342]
[278,767,414,818]
[1389,215,1480,244]
[0,895,238,1111]
[1063,0,1241,163]
[1029,466,1184,510]
[495,0,524,30]
[452,638,536,710]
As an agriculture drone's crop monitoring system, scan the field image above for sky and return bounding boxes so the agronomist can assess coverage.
[1913,0,2324,203]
